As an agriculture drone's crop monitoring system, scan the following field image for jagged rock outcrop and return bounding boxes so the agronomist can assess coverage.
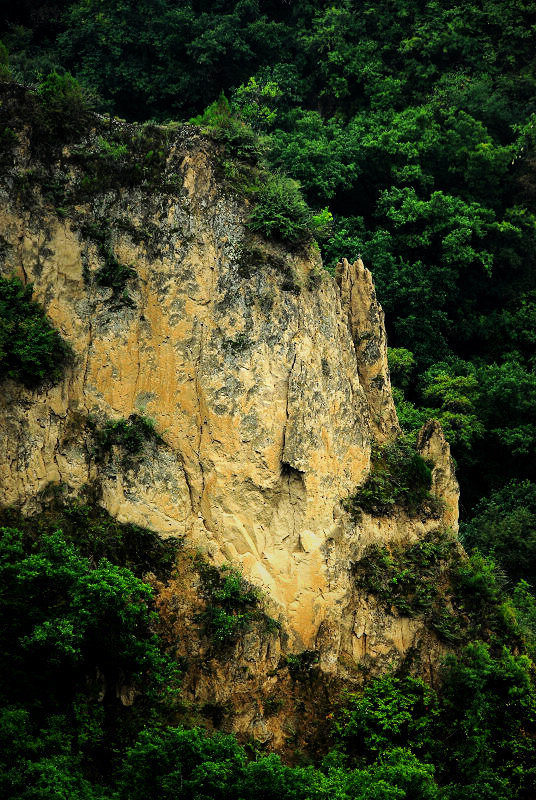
[418,419,460,531]
[336,257,400,443]
[0,87,459,735]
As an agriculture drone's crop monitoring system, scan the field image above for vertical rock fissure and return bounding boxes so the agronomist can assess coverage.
[281,352,297,462]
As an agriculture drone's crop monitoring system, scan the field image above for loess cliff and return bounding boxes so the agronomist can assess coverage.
[0,84,460,749]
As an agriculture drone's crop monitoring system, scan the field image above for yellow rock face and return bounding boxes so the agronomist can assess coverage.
[0,126,458,672]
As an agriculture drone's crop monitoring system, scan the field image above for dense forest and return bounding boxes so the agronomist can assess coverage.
[2,1,536,797]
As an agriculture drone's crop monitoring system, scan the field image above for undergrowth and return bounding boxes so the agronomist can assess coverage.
[0,488,179,580]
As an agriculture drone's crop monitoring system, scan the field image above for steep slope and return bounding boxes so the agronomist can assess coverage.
[0,85,459,744]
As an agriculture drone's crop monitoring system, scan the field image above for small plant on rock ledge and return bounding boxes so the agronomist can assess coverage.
[90,413,164,466]
[283,650,320,683]
[80,220,137,304]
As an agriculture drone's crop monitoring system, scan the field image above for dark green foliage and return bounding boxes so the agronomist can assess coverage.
[19,71,93,154]
[35,70,91,122]
[195,557,278,645]
[118,725,247,800]
[0,494,179,581]
[353,531,523,644]
[334,674,439,761]
[436,643,536,797]
[388,348,416,392]
[283,650,320,683]
[0,40,10,80]
[332,648,536,799]
[95,254,136,301]
[0,124,17,159]
[191,94,262,162]
[72,124,181,198]
[0,275,71,387]
[0,524,179,798]
[90,414,164,461]
[344,439,439,517]
[353,531,465,642]
[191,96,315,249]
[117,724,441,800]
[78,221,137,301]
[0,508,534,799]
[393,357,536,509]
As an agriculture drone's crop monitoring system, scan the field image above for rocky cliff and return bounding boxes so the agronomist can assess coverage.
[0,84,459,748]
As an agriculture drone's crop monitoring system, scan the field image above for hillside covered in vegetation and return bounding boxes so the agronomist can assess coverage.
[1,1,536,798]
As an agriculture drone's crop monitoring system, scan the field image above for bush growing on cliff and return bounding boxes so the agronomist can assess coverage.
[351,530,523,644]
[190,93,261,162]
[194,557,279,646]
[247,173,314,248]
[0,275,71,387]
[344,438,440,517]
[191,95,316,249]
[89,414,164,467]
[352,530,463,640]
[25,71,95,151]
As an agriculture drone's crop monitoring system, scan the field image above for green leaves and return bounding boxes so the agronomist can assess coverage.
[247,173,314,248]
[461,480,536,584]
[0,275,71,387]
[195,559,277,646]
[0,522,180,792]
[344,438,438,517]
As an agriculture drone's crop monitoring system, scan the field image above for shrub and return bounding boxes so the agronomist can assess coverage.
[91,414,163,461]
[95,252,137,301]
[190,93,261,161]
[311,207,334,240]
[352,530,465,641]
[192,96,316,250]
[284,650,320,683]
[247,173,313,248]
[0,524,179,794]
[344,438,440,517]
[32,71,93,147]
[388,348,416,391]
[195,558,278,645]
[334,674,439,759]
[352,530,529,645]
[0,275,71,387]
